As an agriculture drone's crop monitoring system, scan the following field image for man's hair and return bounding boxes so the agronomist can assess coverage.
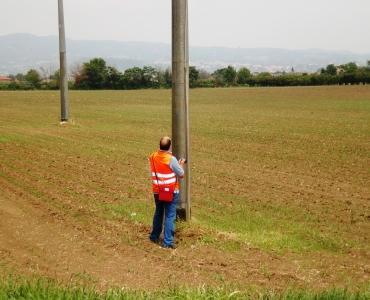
[160,136,171,151]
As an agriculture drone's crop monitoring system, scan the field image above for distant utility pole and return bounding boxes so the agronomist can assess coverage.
[172,0,190,221]
[58,0,69,122]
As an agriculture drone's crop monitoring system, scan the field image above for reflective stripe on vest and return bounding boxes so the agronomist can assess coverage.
[151,172,176,179]
[152,178,177,185]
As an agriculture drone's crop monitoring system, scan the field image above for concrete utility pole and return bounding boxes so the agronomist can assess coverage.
[172,0,190,221]
[58,0,69,122]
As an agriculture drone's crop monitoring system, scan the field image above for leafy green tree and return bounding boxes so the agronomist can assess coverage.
[158,68,172,88]
[83,58,109,89]
[122,67,144,89]
[213,69,225,87]
[254,72,273,86]
[46,70,60,89]
[223,66,237,86]
[24,69,41,88]
[189,66,200,88]
[142,66,159,88]
[341,62,358,73]
[213,66,237,86]
[106,66,122,89]
[15,73,25,81]
[237,67,252,85]
[322,64,337,76]
[164,69,172,87]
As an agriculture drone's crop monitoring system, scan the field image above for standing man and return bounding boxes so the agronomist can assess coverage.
[149,136,186,249]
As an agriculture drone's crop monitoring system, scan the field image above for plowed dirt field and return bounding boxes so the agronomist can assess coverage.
[0,87,369,292]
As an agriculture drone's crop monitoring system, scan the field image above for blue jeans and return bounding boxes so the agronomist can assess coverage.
[150,193,180,246]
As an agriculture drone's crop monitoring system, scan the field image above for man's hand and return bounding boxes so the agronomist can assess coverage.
[179,158,187,166]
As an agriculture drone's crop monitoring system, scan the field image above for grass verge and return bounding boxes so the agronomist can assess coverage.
[0,278,369,300]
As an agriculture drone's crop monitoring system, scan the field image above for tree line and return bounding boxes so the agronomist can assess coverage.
[1,58,370,90]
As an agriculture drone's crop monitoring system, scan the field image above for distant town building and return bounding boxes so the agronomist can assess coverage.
[0,76,12,82]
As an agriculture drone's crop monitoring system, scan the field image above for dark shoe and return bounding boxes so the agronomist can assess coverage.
[161,243,177,249]
[149,238,160,245]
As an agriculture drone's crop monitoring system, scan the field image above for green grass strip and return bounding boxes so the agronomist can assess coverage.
[0,278,369,300]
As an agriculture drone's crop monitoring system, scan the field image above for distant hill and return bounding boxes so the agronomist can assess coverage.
[0,33,369,75]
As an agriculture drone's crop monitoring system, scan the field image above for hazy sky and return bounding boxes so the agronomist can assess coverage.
[1,0,369,53]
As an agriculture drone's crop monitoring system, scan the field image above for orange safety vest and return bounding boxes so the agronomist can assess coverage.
[149,150,179,194]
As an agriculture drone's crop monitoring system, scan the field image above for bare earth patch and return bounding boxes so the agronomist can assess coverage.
[0,143,368,291]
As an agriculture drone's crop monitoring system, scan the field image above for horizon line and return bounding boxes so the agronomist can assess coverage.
[1,32,370,55]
